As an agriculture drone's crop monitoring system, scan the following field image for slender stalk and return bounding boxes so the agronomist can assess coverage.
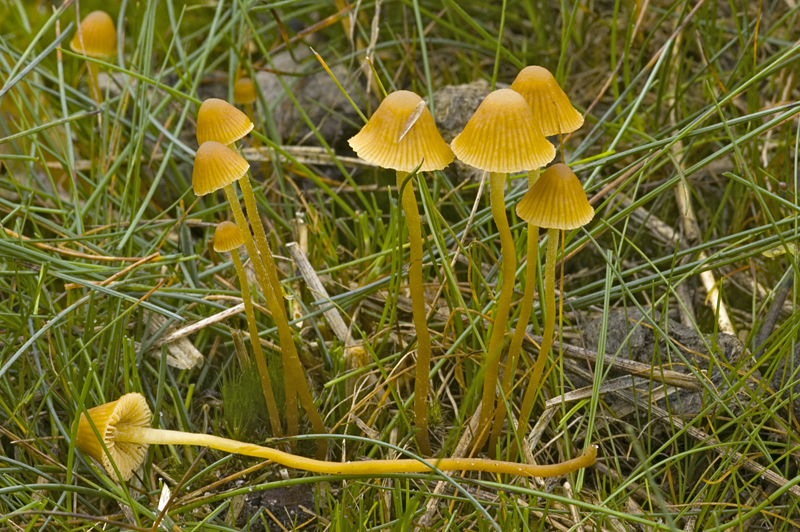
[88,62,102,103]
[490,168,541,452]
[512,227,558,461]
[223,184,301,447]
[396,170,432,456]
[244,103,260,147]
[114,424,596,477]
[237,175,328,458]
[230,250,283,438]
[476,172,516,456]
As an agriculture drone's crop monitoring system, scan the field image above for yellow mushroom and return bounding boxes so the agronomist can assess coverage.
[514,163,593,456]
[349,90,454,455]
[451,88,554,455]
[214,221,283,438]
[192,141,326,456]
[70,11,117,103]
[76,392,597,482]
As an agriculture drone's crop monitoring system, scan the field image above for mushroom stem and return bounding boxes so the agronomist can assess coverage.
[229,250,283,438]
[88,62,102,103]
[513,227,558,460]
[477,172,517,455]
[236,175,328,458]
[490,168,541,452]
[244,103,260,147]
[112,423,597,477]
[223,183,301,447]
[396,170,432,456]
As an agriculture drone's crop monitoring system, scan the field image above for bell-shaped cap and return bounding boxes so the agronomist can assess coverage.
[76,393,151,482]
[70,11,117,59]
[516,163,594,230]
[196,98,254,146]
[450,89,555,173]
[234,78,257,105]
[348,90,454,172]
[192,141,249,196]
[214,221,244,252]
[510,66,584,136]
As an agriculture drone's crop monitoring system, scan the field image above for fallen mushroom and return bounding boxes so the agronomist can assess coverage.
[76,392,597,482]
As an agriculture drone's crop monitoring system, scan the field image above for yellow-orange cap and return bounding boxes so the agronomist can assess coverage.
[348,90,454,172]
[510,66,584,136]
[76,393,151,481]
[192,141,249,196]
[214,221,244,252]
[196,98,254,146]
[515,163,594,230]
[70,11,117,59]
[450,89,555,173]
[234,78,257,105]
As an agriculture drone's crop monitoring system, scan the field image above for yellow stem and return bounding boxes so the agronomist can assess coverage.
[245,103,260,147]
[512,227,558,462]
[115,425,596,477]
[396,170,432,456]
[223,183,300,447]
[490,169,541,453]
[476,172,516,456]
[230,251,283,438]
[237,175,328,459]
[88,62,102,104]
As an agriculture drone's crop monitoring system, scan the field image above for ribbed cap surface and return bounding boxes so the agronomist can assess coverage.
[450,89,555,173]
[196,98,254,145]
[348,90,454,172]
[510,66,584,136]
[192,141,249,196]
[214,221,244,252]
[70,11,117,59]
[516,163,594,230]
[76,393,151,482]
[234,78,257,105]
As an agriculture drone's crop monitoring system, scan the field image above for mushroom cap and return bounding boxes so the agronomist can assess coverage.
[70,11,117,59]
[450,89,555,173]
[76,393,151,482]
[348,90,454,172]
[510,66,584,136]
[192,141,249,196]
[196,98,254,146]
[234,78,257,105]
[515,163,594,230]
[214,221,244,252]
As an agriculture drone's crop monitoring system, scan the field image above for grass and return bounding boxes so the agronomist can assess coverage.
[2,0,800,530]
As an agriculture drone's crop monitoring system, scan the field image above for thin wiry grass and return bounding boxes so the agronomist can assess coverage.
[1,0,800,530]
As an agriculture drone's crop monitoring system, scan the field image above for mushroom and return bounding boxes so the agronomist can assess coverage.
[450,89,554,453]
[348,90,454,455]
[514,163,594,452]
[192,141,326,456]
[233,77,258,128]
[70,10,117,103]
[510,66,584,138]
[196,98,254,146]
[76,392,597,482]
[491,66,585,450]
[214,221,283,438]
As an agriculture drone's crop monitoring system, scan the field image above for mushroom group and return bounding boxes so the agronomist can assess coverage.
[73,59,598,483]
